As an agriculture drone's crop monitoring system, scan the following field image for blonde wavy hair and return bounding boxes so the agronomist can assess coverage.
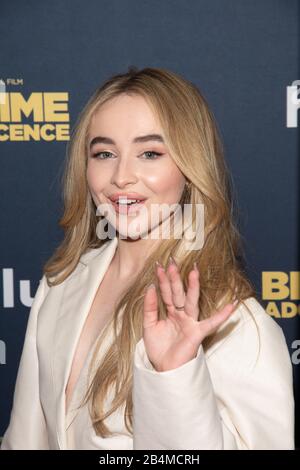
[43,66,259,438]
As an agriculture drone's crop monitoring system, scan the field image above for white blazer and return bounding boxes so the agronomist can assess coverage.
[1,236,295,450]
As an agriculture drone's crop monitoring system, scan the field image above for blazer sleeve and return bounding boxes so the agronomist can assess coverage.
[132,298,295,450]
[1,275,50,450]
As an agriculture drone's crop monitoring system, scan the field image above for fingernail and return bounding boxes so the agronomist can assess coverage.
[155,260,163,269]
[167,255,175,267]
[193,261,198,272]
[232,299,239,307]
[147,283,156,290]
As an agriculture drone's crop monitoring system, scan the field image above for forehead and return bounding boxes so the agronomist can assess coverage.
[88,94,162,141]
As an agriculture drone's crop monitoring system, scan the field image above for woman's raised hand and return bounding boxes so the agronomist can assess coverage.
[142,257,238,372]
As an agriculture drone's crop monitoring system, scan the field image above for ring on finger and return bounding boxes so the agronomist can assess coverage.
[174,304,185,310]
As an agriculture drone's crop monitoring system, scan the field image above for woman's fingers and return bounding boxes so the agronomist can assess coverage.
[185,263,200,320]
[166,259,186,311]
[156,259,200,320]
[143,284,159,329]
[155,262,175,309]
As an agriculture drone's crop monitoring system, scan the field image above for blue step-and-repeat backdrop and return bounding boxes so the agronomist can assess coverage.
[0,0,299,447]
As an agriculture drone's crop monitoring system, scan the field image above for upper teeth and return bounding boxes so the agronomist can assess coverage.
[117,198,140,204]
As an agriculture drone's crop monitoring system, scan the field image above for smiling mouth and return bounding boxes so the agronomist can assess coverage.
[109,198,147,215]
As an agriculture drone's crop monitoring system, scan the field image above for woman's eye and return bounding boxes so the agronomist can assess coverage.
[141,151,163,160]
[91,150,163,160]
[92,151,114,159]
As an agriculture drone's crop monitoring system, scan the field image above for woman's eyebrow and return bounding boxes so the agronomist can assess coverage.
[89,134,165,149]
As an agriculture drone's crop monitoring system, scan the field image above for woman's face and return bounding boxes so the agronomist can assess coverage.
[86,93,186,240]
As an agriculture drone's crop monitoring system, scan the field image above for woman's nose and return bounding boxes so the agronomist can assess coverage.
[111,158,138,187]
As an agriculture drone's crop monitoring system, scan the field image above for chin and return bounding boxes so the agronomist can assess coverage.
[115,224,150,240]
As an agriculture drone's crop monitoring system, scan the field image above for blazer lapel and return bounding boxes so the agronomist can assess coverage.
[52,235,118,449]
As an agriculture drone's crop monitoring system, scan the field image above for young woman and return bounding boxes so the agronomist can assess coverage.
[1,67,294,450]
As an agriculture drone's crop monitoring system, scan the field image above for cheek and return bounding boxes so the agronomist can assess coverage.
[146,166,185,200]
[86,163,109,209]
[86,161,105,193]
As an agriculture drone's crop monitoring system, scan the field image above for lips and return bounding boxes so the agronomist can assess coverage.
[107,195,147,215]
[109,193,147,203]
[112,201,147,215]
